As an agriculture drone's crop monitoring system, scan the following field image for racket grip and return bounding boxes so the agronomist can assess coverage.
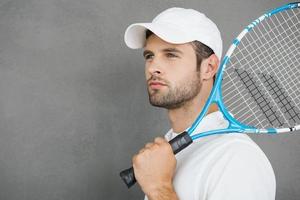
[169,131,193,154]
[120,131,193,188]
[120,167,136,188]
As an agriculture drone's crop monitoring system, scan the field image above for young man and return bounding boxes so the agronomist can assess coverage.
[124,7,276,200]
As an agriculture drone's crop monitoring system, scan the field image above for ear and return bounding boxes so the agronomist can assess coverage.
[200,54,219,81]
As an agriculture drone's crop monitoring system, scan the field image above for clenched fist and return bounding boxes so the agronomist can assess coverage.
[132,137,178,199]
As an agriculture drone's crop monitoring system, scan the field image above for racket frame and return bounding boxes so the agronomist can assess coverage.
[188,2,300,140]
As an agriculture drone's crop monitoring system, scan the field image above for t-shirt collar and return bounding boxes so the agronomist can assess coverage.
[165,111,229,141]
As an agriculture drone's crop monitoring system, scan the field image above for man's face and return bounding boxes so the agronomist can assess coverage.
[144,34,202,109]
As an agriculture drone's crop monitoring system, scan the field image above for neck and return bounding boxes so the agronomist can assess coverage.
[167,82,218,133]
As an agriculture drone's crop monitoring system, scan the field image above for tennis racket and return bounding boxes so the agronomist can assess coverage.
[120,2,300,188]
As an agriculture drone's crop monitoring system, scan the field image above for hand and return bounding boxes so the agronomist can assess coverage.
[132,137,177,196]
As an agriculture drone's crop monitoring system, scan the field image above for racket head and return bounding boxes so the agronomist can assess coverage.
[189,2,300,136]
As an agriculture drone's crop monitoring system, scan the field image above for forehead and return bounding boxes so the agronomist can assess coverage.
[144,34,194,53]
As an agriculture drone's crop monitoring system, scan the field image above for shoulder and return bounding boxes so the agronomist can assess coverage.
[194,132,269,159]
[195,133,276,200]
[198,133,275,181]
[208,133,275,176]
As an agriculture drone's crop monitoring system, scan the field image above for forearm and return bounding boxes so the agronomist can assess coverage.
[147,184,179,200]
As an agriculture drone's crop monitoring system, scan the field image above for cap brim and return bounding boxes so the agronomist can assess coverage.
[124,23,193,49]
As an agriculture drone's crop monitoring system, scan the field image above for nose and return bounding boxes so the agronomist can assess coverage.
[147,59,163,76]
[150,69,161,75]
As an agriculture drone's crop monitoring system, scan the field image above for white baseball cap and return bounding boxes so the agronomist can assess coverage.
[124,7,223,60]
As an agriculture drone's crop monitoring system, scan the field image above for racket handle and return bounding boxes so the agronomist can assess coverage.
[120,131,193,188]
[119,167,136,188]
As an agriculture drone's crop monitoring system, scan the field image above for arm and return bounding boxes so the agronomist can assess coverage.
[147,185,179,200]
[132,137,179,200]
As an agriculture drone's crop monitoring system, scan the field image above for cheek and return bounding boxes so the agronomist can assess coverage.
[168,70,191,87]
[145,69,148,79]
[145,65,151,80]
[172,60,197,79]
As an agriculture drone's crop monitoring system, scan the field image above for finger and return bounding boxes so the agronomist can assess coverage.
[154,137,173,152]
[154,137,167,144]
[132,154,137,163]
[145,142,154,148]
[138,148,146,154]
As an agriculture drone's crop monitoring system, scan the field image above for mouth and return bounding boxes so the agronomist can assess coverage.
[148,81,167,90]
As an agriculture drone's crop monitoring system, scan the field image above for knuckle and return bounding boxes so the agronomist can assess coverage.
[132,154,138,163]
[133,153,143,164]
[154,137,163,143]
[138,147,147,154]
[152,143,159,149]
[162,142,172,151]
[145,142,153,148]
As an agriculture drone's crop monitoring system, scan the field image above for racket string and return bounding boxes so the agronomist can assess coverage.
[227,45,286,127]
[265,10,300,89]
[223,7,300,128]
[249,10,300,123]
[230,11,300,75]
[238,68,286,126]
[223,69,266,128]
[249,27,300,123]
[237,17,299,80]
[260,73,300,123]
[230,10,300,93]
[223,69,264,127]
[230,9,300,67]
[230,31,299,94]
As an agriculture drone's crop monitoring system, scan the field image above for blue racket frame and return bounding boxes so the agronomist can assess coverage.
[187,2,300,140]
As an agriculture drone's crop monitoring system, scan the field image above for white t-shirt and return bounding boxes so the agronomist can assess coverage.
[144,111,276,200]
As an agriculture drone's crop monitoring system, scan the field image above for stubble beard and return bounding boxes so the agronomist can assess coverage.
[147,74,202,110]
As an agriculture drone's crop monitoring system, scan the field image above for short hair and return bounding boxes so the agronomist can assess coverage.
[145,30,214,71]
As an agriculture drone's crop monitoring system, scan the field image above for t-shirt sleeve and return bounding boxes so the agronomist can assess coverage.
[204,142,276,200]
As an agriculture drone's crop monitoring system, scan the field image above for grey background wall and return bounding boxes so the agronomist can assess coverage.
[0,0,299,199]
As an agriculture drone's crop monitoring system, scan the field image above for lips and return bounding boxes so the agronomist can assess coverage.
[148,81,167,89]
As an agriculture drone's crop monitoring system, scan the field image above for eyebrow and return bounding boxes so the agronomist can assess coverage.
[143,48,184,57]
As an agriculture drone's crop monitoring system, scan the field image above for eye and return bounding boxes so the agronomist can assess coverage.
[166,53,178,58]
[144,54,154,60]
